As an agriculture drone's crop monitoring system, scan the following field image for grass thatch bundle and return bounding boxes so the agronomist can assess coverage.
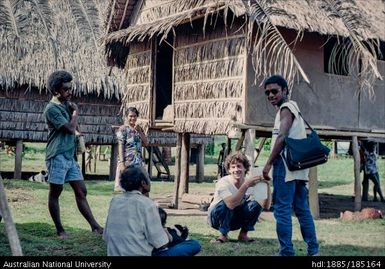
[174,118,231,135]
[174,57,244,82]
[174,80,243,101]
[175,101,242,122]
[175,37,245,66]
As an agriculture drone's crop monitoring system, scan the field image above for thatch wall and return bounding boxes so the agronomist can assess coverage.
[121,41,151,130]
[0,86,122,144]
[173,17,246,135]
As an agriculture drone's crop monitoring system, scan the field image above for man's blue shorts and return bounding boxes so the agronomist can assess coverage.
[46,154,83,185]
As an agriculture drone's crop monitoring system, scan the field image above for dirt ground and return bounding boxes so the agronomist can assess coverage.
[319,193,385,219]
[157,193,385,219]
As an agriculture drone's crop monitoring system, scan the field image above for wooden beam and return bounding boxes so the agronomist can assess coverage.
[226,137,232,155]
[180,133,190,194]
[244,129,255,164]
[196,144,204,183]
[254,137,266,164]
[233,122,385,139]
[148,146,153,179]
[118,0,131,30]
[352,136,362,211]
[308,167,320,219]
[172,133,182,209]
[109,144,118,181]
[14,140,23,179]
[235,129,246,151]
[105,0,117,34]
[81,152,86,176]
[0,175,23,255]
[331,139,337,159]
[129,0,144,25]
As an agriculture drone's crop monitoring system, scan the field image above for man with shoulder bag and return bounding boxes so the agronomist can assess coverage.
[262,75,319,256]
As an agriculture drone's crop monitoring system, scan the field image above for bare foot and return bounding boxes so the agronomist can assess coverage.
[238,235,255,243]
[210,234,228,244]
[238,232,255,243]
[114,186,124,193]
[57,231,70,240]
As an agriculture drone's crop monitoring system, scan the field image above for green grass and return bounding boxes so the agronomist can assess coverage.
[1,176,385,256]
[1,143,385,256]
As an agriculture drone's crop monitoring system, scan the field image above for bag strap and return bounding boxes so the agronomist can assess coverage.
[288,101,314,132]
[297,111,315,132]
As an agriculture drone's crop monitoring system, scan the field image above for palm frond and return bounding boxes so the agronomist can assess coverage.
[242,0,310,94]
[0,0,25,38]
[29,0,58,68]
[322,0,382,99]
[67,0,101,48]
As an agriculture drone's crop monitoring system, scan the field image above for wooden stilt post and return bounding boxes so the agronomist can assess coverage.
[81,152,86,176]
[196,144,205,183]
[226,137,232,155]
[14,140,23,179]
[0,175,23,255]
[172,133,182,208]
[148,146,153,179]
[308,167,320,219]
[331,139,337,159]
[93,145,97,173]
[235,129,246,151]
[109,144,118,181]
[180,133,190,194]
[244,129,255,165]
[352,136,361,211]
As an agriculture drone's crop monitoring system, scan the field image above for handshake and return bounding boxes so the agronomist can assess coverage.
[166,224,189,247]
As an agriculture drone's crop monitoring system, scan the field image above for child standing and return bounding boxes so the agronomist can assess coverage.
[362,141,385,202]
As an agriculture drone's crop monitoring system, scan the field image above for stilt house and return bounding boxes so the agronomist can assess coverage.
[105,0,385,210]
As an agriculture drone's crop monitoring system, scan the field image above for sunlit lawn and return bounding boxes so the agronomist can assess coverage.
[1,143,385,256]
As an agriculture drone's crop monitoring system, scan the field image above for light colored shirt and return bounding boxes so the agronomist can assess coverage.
[271,100,309,181]
[103,190,168,256]
[207,175,244,226]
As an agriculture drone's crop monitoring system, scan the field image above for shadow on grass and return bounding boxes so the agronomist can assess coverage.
[0,222,106,256]
[1,225,384,256]
[318,181,351,189]
[191,232,385,256]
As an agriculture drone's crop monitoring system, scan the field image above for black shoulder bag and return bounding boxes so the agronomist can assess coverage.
[283,110,330,171]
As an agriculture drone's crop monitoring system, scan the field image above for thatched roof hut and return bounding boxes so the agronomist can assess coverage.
[105,0,385,138]
[0,0,126,145]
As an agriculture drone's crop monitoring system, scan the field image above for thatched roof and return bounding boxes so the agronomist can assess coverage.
[105,0,384,99]
[0,0,125,99]
[104,0,384,135]
[105,0,385,45]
